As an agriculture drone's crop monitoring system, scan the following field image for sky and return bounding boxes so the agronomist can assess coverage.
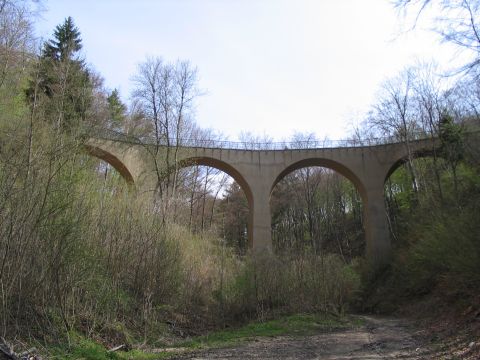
[35,0,461,141]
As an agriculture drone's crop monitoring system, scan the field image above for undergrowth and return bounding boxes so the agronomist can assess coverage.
[49,313,362,359]
[362,159,480,314]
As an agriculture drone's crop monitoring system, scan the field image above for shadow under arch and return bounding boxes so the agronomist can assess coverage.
[84,144,135,185]
[271,158,367,202]
[179,156,254,246]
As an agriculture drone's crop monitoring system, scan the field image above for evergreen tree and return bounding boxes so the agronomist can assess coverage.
[107,88,127,128]
[43,16,82,61]
[439,113,464,166]
[26,17,93,132]
[439,113,464,196]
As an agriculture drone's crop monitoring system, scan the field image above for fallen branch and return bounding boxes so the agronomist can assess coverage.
[107,344,129,352]
[18,349,41,360]
[0,337,17,359]
[0,338,42,360]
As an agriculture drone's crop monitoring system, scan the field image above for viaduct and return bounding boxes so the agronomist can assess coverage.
[86,133,437,267]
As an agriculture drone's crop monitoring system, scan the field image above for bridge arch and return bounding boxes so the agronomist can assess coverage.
[180,157,253,206]
[84,144,135,185]
[85,135,443,266]
[384,140,441,183]
[271,158,367,201]
[179,156,254,246]
[270,158,377,259]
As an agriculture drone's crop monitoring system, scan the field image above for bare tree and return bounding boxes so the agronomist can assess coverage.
[410,61,450,200]
[368,67,421,193]
[131,56,200,218]
[290,132,322,251]
[394,0,480,73]
[445,66,480,120]
[0,0,37,88]
[238,131,274,149]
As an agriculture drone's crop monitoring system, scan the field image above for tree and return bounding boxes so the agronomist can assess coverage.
[445,67,480,121]
[439,113,464,195]
[268,133,364,259]
[271,165,364,260]
[238,131,274,149]
[218,182,249,253]
[411,61,449,200]
[26,16,93,133]
[367,67,421,194]
[0,0,36,89]
[107,88,127,128]
[286,133,322,251]
[43,16,81,61]
[131,56,200,217]
[394,0,480,73]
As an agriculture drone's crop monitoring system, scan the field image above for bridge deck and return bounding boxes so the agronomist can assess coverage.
[93,128,433,151]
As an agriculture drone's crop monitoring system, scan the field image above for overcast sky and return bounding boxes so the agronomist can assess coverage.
[36,0,460,141]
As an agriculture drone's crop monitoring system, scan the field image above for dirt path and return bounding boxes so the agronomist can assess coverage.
[171,316,435,360]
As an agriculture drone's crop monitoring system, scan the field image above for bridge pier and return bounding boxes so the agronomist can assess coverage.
[249,185,273,253]
[364,186,391,268]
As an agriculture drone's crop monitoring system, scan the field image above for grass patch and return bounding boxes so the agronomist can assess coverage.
[178,313,362,350]
[47,314,363,359]
[49,338,116,360]
[48,335,170,360]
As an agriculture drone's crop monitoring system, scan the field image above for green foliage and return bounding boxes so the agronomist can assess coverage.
[51,335,120,360]
[43,16,83,61]
[368,132,480,312]
[0,2,362,357]
[26,16,93,132]
[50,333,165,360]
[439,113,464,169]
[217,252,361,322]
[403,203,480,296]
[49,314,360,359]
[107,89,127,126]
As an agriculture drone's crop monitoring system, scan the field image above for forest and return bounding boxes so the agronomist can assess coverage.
[0,0,479,358]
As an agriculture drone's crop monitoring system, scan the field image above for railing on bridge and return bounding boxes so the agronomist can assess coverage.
[92,128,432,151]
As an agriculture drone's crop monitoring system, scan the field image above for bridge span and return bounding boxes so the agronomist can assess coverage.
[86,132,438,267]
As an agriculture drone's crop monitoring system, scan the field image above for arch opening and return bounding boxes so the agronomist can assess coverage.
[180,157,253,207]
[384,148,440,184]
[176,157,254,254]
[384,153,455,237]
[85,145,135,185]
[272,158,367,202]
[271,159,366,260]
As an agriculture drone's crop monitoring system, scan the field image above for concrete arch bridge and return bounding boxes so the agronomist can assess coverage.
[86,131,438,267]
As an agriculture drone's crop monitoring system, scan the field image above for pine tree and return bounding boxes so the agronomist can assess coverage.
[439,113,464,196]
[26,17,93,132]
[107,89,127,128]
[43,16,82,61]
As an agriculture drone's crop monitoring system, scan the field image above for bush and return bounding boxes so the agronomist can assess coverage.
[364,156,480,313]
[219,252,361,321]
[404,206,480,297]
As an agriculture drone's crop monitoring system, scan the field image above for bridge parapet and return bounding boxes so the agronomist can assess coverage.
[92,128,433,151]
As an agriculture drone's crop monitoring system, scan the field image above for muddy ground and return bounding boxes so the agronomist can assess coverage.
[170,315,479,360]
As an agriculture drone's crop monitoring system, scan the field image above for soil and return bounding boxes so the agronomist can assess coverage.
[169,315,480,360]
